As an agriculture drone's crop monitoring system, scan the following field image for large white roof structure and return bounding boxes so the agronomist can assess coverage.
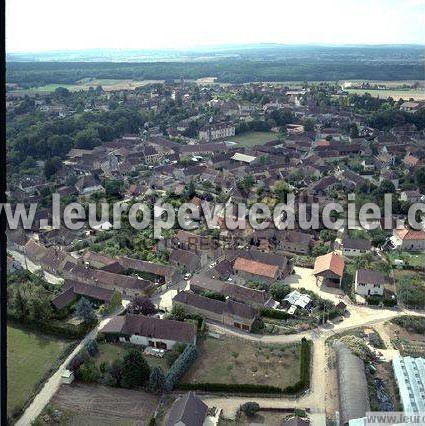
[393,356,425,414]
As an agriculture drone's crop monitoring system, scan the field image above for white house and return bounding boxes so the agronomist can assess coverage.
[101,314,197,350]
[341,238,371,257]
[355,269,385,297]
[392,228,425,251]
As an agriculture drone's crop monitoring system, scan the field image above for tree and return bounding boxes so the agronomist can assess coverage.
[171,304,186,321]
[148,367,166,394]
[127,296,156,316]
[269,283,291,301]
[75,297,96,323]
[107,291,122,313]
[240,402,260,417]
[44,157,62,178]
[120,349,151,389]
[12,290,28,321]
[30,298,52,324]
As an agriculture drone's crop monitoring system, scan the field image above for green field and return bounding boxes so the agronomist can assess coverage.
[19,79,162,94]
[344,88,425,101]
[7,325,69,417]
[387,251,425,269]
[227,131,279,147]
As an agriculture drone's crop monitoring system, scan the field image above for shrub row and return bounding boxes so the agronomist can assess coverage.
[8,315,96,339]
[165,344,198,391]
[260,308,290,320]
[282,338,311,395]
[176,382,282,394]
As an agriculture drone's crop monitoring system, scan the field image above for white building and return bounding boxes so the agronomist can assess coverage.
[393,356,425,414]
[392,228,425,251]
[101,314,197,350]
[355,269,385,297]
[199,123,235,142]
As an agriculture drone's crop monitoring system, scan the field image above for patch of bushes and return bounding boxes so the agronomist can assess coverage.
[165,344,199,391]
[391,316,425,334]
[260,308,290,320]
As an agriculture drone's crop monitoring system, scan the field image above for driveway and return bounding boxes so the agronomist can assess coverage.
[285,266,346,304]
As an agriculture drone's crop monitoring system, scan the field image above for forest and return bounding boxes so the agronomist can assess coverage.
[7,45,425,87]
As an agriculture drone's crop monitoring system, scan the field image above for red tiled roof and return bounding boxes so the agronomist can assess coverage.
[313,252,345,277]
[233,257,278,279]
[395,228,425,241]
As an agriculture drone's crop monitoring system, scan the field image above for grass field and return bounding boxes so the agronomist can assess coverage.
[7,325,69,417]
[17,79,164,94]
[344,88,425,100]
[227,131,279,147]
[387,251,425,269]
[182,337,300,388]
[96,342,169,372]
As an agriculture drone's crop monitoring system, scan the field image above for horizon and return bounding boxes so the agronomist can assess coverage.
[6,42,425,55]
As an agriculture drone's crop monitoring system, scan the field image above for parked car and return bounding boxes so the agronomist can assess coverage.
[184,273,192,280]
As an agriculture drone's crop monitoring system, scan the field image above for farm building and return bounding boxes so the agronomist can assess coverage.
[393,356,425,414]
[313,252,345,288]
[335,341,370,425]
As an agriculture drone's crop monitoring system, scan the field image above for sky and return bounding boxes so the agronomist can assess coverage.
[6,0,425,52]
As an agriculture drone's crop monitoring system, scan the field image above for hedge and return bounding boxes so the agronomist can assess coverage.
[7,315,97,339]
[283,337,312,394]
[165,344,198,391]
[260,308,290,320]
[176,382,283,393]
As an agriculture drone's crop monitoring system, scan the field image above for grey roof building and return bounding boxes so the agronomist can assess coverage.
[166,392,208,426]
[335,341,370,425]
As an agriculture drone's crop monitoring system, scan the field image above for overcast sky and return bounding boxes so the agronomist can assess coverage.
[6,0,425,52]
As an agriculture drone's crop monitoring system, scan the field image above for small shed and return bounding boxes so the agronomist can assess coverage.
[61,369,74,385]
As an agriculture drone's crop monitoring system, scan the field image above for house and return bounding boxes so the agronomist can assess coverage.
[400,190,423,204]
[51,279,115,310]
[118,256,180,286]
[63,262,154,297]
[392,228,425,251]
[166,392,208,426]
[233,257,280,283]
[82,251,124,273]
[341,238,371,256]
[355,269,385,297]
[101,314,197,350]
[189,275,272,308]
[199,122,235,142]
[24,240,76,275]
[286,124,305,135]
[169,248,201,273]
[400,101,424,112]
[231,153,257,165]
[173,291,257,331]
[228,250,292,284]
[75,174,105,196]
[313,252,345,288]
[277,230,313,254]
